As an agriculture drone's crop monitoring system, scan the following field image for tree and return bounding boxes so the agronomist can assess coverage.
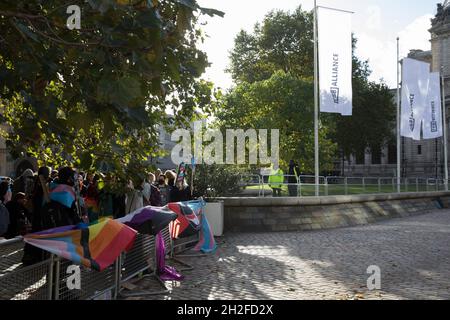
[228,7,314,84]
[0,0,223,186]
[224,6,395,171]
[217,71,337,173]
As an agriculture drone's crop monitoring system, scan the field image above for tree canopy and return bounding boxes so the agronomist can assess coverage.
[217,71,337,172]
[221,5,395,172]
[0,0,223,185]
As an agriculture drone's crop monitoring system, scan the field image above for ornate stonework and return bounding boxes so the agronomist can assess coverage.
[432,1,450,27]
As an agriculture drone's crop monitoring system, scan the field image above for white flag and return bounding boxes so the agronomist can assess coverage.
[317,7,353,116]
[400,58,430,141]
[423,72,443,140]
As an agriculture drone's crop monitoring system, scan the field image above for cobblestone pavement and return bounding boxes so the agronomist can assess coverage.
[125,209,450,300]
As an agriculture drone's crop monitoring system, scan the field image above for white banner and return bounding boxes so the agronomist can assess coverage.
[400,58,430,141]
[423,72,443,140]
[317,7,353,116]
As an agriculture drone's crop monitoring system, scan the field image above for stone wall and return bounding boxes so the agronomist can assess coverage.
[219,192,450,233]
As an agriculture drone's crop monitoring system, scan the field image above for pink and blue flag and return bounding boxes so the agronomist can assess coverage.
[49,183,76,208]
[183,199,217,253]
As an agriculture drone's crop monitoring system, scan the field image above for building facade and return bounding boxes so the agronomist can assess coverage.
[0,125,15,177]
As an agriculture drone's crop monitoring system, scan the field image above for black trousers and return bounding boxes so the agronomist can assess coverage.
[272,188,282,197]
[288,185,297,197]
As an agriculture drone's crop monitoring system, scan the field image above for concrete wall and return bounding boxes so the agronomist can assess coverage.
[218,192,450,233]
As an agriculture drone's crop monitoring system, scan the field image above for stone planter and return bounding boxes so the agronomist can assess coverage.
[204,201,224,237]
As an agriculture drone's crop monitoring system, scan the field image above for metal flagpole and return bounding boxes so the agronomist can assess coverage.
[396,37,401,193]
[314,0,320,197]
[441,68,448,191]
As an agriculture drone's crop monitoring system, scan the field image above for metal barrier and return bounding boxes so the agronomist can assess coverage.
[241,174,450,198]
[118,233,169,298]
[54,256,119,300]
[0,238,52,300]
[0,231,174,300]
[238,174,263,197]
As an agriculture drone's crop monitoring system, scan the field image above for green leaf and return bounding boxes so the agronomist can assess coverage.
[166,50,181,82]
[115,76,142,107]
[198,7,225,17]
[79,152,94,169]
[135,9,162,29]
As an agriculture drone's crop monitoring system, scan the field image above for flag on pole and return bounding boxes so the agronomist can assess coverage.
[400,58,430,140]
[317,6,353,116]
[423,72,443,140]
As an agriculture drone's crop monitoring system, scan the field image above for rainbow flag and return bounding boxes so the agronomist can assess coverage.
[49,183,76,208]
[24,219,137,271]
[84,197,100,224]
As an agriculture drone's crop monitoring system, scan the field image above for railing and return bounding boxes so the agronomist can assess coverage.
[0,226,180,300]
[237,174,450,198]
[238,174,263,197]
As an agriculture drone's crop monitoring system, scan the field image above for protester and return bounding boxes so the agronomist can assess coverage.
[4,193,30,239]
[150,184,162,207]
[12,168,34,198]
[155,168,163,182]
[157,175,171,206]
[125,179,144,214]
[148,173,156,185]
[170,179,192,202]
[21,166,51,265]
[78,172,88,197]
[142,177,152,206]
[45,167,81,227]
[165,170,177,188]
[50,170,59,180]
[0,181,10,238]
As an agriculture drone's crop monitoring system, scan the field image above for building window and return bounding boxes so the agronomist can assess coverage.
[372,147,381,165]
[388,144,397,164]
[418,145,422,155]
[355,151,365,165]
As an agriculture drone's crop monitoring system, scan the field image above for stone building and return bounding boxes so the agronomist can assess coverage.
[0,126,15,177]
[341,2,450,178]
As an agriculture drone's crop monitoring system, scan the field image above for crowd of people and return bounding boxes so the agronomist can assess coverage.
[0,166,193,254]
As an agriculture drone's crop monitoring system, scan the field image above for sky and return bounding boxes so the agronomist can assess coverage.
[196,0,441,90]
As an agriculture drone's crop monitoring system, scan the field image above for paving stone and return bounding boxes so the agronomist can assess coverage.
[126,209,450,301]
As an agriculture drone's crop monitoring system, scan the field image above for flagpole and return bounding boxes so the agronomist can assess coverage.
[313,0,320,197]
[441,68,448,191]
[396,37,401,193]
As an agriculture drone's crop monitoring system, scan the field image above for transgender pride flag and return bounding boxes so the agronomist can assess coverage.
[49,183,76,208]
[187,200,217,254]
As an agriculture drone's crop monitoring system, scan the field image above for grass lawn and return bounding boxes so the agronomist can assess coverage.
[245,183,445,197]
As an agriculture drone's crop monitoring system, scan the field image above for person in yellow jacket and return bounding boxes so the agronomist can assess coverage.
[268,167,284,197]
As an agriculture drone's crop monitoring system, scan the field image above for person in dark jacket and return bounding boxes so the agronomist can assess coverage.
[47,167,82,227]
[288,160,300,197]
[22,167,51,265]
[165,170,177,188]
[170,179,192,203]
[0,181,10,237]
[147,184,161,207]
[4,193,30,239]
